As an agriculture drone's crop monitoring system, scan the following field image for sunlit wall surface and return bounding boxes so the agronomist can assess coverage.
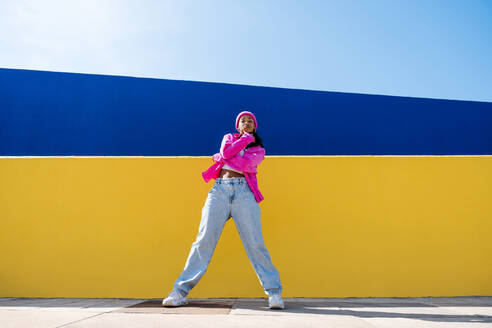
[1,68,491,298]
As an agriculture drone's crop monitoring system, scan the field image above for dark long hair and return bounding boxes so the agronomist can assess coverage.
[245,131,264,149]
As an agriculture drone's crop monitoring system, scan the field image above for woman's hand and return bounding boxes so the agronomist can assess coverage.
[240,128,255,142]
[212,153,222,162]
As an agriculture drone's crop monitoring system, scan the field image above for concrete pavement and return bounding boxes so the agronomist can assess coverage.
[1,296,491,327]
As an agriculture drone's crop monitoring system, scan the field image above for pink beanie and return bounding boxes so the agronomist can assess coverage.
[235,111,258,132]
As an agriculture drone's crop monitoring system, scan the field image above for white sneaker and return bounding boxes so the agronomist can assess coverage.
[162,290,188,307]
[268,294,285,309]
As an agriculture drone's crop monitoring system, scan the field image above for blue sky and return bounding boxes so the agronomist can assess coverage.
[1,0,491,102]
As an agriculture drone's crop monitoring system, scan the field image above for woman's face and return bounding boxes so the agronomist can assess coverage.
[238,115,256,134]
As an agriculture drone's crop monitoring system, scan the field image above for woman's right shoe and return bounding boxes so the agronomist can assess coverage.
[162,290,188,307]
[268,294,285,309]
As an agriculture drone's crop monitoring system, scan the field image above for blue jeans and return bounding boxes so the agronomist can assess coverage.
[173,177,282,296]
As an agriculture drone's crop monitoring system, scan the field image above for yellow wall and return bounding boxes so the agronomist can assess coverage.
[1,156,491,298]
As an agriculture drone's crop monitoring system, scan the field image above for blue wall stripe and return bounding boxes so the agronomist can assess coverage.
[1,68,491,156]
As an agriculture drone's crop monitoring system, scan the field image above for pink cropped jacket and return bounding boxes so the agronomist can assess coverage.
[201,132,265,203]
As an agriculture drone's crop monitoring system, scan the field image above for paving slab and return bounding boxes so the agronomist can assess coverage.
[0,309,102,328]
[416,297,492,307]
[0,298,17,302]
[231,299,441,315]
[362,317,492,328]
[0,298,84,311]
[336,305,464,316]
[0,298,94,308]
[61,312,378,328]
[0,298,144,312]
[113,298,235,314]
[288,297,426,304]
[440,307,492,317]
[0,298,148,313]
[231,298,336,316]
[77,299,147,312]
[0,297,491,328]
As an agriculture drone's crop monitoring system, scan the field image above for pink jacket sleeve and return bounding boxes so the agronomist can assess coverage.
[231,147,265,172]
[214,146,265,173]
[220,133,255,159]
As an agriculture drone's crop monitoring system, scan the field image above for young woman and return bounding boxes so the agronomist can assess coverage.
[162,111,284,309]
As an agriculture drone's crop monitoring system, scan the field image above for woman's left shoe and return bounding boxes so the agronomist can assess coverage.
[268,294,285,309]
[162,290,188,307]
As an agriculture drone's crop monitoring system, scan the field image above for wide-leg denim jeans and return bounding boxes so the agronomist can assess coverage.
[173,177,282,296]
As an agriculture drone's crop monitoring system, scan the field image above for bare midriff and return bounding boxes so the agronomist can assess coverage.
[219,169,244,178]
